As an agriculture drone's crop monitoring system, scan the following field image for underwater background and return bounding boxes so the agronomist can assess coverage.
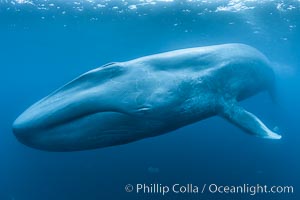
[0,0,299,199]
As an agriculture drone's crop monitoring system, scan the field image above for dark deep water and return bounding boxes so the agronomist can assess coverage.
[0,0,299,199]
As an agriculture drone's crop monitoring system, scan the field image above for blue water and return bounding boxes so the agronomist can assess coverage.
[0,0,299,199]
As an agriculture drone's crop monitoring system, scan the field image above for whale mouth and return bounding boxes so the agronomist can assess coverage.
[12,106,126,151]
[11,89,107,149]
[12,88,103,138]
[13,104,140,152]
[12,108,99,138]
[12,69,111,151]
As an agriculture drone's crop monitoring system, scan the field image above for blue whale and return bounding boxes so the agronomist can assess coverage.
[13,43,281,151]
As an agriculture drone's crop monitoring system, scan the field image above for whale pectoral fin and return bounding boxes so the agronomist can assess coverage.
[219,100,282,139]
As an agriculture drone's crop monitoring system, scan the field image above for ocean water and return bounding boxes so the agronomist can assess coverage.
[0,0,299,199]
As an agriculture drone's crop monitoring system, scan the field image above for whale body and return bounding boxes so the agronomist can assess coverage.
[13,43,281,151]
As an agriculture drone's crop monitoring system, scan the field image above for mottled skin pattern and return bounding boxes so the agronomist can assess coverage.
[13,44,281,151]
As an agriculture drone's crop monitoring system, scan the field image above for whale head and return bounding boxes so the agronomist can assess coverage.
[12,63,139,151]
